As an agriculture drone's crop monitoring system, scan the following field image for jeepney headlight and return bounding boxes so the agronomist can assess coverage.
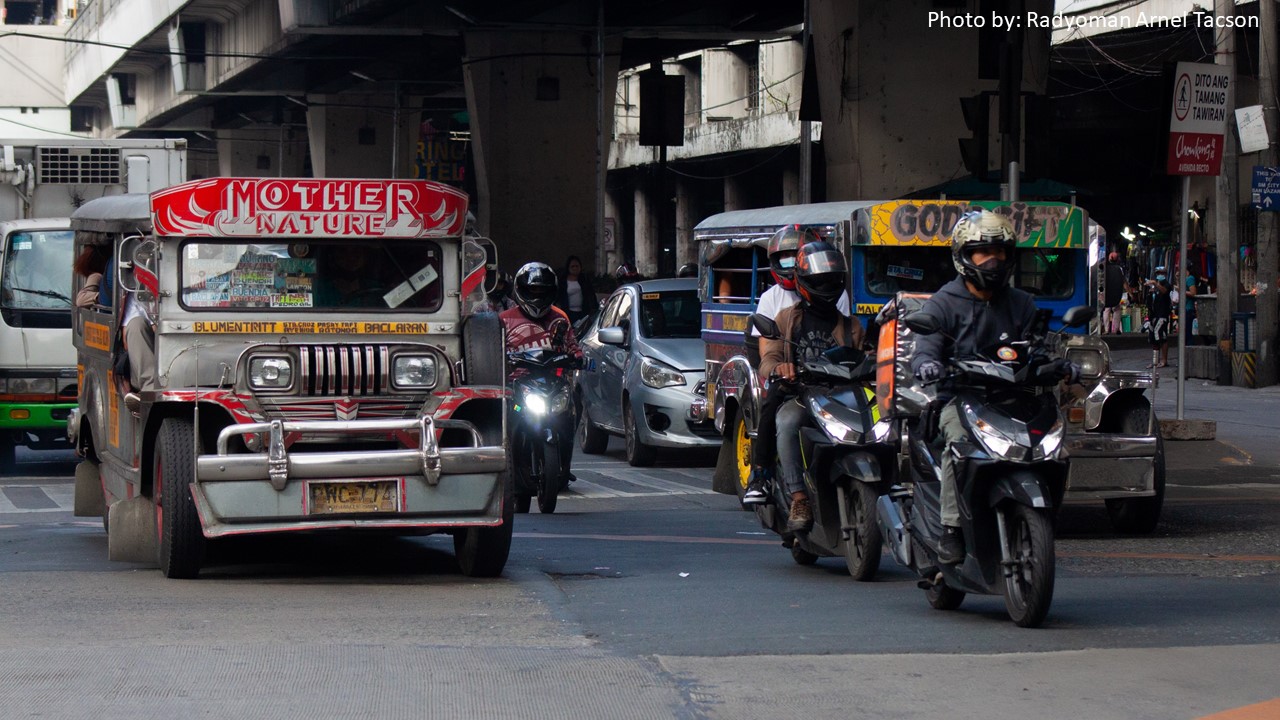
[249,357,293,390]
[1066,348,1105,381]
[392,355,437,389]
[641,357,685,389]
[7,377,56,394]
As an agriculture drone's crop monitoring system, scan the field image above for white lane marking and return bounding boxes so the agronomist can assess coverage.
[0,484,74,514]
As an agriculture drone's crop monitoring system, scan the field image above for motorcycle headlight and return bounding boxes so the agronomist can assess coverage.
[807,396,855,443]
[249,357,293,390]
[523,392,548,416]
[1035,420,1065,460]
[972,418,1017,461]
[6,378,56,394]
[393,355,437,389]
[640,357,686,389]
[1066,348,1105,381]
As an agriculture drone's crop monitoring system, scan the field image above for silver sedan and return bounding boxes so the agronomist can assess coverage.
[575,278,720,466]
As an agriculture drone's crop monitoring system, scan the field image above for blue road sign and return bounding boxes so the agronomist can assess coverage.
[1251,166,1280,211]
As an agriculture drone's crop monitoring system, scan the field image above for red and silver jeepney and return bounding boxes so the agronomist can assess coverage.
[68,177,511,578]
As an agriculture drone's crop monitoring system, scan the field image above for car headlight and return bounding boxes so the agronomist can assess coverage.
[641,357,685,389]
[1035,420,1065,460]
[6,377,57,394]
[549,387,571,414]
[393,355,437,389]
[1066,348,1105,380]
[972,418,1018,460]
[249,357,293,390]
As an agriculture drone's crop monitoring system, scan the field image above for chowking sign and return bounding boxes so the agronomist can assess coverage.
[151,178,469,238]
[1167,61,1232,176]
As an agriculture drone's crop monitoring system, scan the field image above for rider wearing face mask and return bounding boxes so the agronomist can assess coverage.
[910,210,1078,564]
[758,240,864,530]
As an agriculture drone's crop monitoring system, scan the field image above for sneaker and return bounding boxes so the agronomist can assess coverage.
[124,392,141,416]
[562,470,577,484]
[937,525,965,564]
[786,496,814,532]
[741,467,771,506]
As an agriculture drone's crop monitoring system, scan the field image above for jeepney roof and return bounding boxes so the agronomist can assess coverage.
[694,201,884,236]
[70,194,153,234]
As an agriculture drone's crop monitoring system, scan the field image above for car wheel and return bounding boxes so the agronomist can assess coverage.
[623,398,656,467]
[578,396,609,455]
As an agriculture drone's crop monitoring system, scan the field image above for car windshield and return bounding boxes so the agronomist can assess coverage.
[639,290,700,339]
[0,230,74,310]
[180,239,444,311]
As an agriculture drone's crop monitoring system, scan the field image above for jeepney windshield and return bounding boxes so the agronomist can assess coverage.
[862,246,1077,299]
[179,239,444,312]
[1,230,74,310]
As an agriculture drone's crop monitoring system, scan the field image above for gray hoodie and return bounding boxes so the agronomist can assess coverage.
[910,276,1039,375]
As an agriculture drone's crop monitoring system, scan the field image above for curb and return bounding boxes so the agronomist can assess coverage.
[1159,418,1217,441]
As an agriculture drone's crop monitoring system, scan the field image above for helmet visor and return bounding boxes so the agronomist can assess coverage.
[801,272,845,302]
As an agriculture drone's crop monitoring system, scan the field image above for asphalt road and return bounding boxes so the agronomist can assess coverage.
[1,439,1276,720]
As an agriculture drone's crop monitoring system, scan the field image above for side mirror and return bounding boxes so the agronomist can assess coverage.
[751,313,780,340]
[903,312,940,336]
[597,326,626,346]
[1062,305,1096,329]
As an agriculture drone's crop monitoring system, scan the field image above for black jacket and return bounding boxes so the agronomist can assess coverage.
[1104,261,1126,307]
[910,276,1039,374]
[555,273,599,316]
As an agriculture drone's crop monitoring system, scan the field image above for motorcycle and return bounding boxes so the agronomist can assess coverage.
[751,314,897,581]
[508,348,579,514]
[876,305,1092,627]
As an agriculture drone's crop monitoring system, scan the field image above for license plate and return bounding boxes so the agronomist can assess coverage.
[307,479,401,515]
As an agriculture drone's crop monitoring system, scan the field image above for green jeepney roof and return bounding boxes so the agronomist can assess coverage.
[853,200,1088,249]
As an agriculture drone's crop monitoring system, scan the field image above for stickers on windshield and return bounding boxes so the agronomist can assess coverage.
[642,293,660,300]
[887,264,924,281]
[383,263,439,309]
[13,241,31,251]
[408,264,438,291]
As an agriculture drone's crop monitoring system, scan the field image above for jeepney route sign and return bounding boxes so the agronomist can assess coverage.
[152,178,469,239]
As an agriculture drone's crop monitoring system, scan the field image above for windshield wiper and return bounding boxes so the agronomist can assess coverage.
[8,287,72,304]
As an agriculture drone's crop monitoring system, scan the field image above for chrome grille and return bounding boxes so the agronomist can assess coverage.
[298,345,388,396]
[257,397,423,422]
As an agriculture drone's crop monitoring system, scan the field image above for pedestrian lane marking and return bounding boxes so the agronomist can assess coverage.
[1196,698,1280,720]
[0,485,73,514]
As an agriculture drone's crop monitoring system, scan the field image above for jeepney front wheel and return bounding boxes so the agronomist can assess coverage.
[155,416,206,579]
[454,466,514,577]
[732,413,752,502]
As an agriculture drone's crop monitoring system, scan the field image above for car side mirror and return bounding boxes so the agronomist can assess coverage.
[598,326,626,346]
[751,313,780,340]
[903,312,940,336]
[1062,305,1095,329]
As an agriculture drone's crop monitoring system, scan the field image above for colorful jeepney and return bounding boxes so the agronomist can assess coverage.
[69,178,513,578]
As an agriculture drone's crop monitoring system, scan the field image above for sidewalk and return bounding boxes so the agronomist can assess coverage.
[1109,346,1280,467]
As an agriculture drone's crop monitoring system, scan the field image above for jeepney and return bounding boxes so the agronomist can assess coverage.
[68,177,512,578]
[695,199,1164,531]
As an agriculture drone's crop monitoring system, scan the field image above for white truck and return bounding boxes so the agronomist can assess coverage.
[0,139,186,471]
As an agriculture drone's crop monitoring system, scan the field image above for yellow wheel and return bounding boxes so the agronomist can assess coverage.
[734,413,752,500]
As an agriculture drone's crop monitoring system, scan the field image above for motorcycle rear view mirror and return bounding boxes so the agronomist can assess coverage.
[902,312,940,336]
[597,326,626,346]
[1061,305,1095,329]
[751,313,781,339]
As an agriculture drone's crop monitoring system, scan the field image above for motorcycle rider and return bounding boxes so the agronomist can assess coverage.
[500,261,584,482]
[910,210,1078,564]
[743,226,853,506]
[758,240,864,531]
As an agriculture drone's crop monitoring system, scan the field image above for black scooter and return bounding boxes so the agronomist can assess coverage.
[508,348,578,514]
[876,306,1092,627]
[752,314,896,581]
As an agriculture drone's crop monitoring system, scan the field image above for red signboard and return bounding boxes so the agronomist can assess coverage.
[151,178,469,238]
[1167,62,1232,177]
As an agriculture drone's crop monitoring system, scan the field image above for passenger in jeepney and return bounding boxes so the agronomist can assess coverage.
[756,241,863,530]
[742,226,853,506]
[73,245,109,309]
[500,262,584,482]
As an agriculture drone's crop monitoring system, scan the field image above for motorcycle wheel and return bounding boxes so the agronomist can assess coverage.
[1001,504,1056,628]
[843,482,883,581]
[537,440,561,514]
[926,581,965,610]
[790,543,819,566]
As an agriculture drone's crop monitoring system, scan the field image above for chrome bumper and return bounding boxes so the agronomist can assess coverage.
[1064,432,1158,499]
[195,416,506,488]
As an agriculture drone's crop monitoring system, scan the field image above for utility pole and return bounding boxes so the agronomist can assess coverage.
[1259,0,1279,386]
[1215,0,1240,383]
[799,0,812,204]
[999,0,1025,191]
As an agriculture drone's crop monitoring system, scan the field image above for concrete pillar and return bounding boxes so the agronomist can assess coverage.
[634,183,658,278]
[602,188,624,279]
[782,165,800,205]
[306,92,414,178]
[463,30,620,272]
[675,178,698,269]
[216,128,308,177]
[724,176,748,212]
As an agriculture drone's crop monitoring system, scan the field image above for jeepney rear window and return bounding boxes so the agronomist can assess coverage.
[1013,249,1076,299]
[179,239,444,311]
[863,247,954,297]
